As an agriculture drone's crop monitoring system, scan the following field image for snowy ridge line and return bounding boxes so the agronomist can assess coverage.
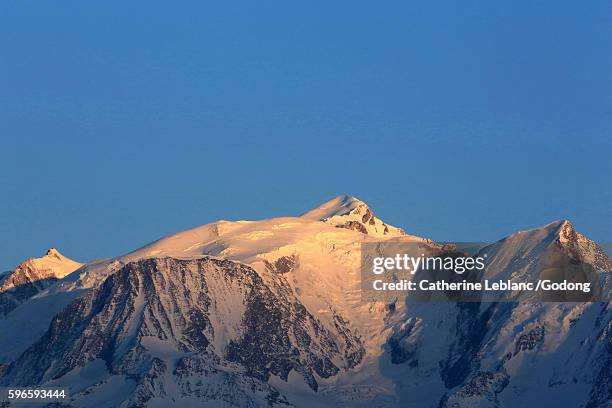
[0,195,610,407]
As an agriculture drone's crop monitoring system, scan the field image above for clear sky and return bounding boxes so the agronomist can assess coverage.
[1,1,611,270]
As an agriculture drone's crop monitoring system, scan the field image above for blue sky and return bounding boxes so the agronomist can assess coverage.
[1,1,611,269]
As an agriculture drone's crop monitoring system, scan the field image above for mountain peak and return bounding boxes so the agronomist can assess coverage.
[1,248,83,316]
[301,195,406,237]
[26,248,82,277]
[552,219,589,245]
[539,219,581,244]
[45,247,63,260]
[301,195,367,221]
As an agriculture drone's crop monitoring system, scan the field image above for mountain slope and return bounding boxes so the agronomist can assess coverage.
[386,220,612,408]
[2,257,365,407]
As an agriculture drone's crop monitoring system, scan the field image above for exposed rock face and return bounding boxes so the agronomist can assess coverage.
[556,220,612,273]
[1,257,364,407]
[335,220,369,234]
[264,255,299,275]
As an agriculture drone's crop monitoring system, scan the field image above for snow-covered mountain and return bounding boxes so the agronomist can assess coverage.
[0,196,610,407]
[0,248,82,316]
[387,219,612,408]
[481,220,611,282]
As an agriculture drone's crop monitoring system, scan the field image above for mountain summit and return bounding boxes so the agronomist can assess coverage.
[480,219,612,282]
[301,195,367,220]
[0,248,82,316]
[302,195,406,237]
